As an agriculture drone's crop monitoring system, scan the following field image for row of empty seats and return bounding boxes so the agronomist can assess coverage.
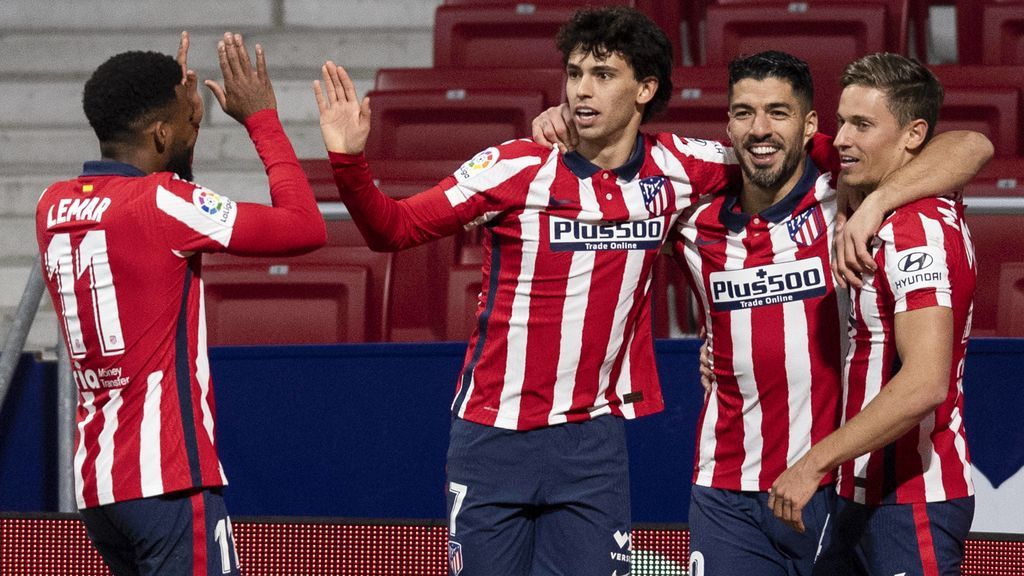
[433,0,1024,68]
[200,160,1024,345]
[199,0,1024,346]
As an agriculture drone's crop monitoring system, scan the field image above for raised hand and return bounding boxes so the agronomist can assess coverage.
[204,32,276,123]
[531,104,577,152]
[312,61,371,155]
[176,31,203,126]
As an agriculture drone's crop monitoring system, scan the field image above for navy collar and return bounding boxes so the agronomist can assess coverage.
[562,134,646,181]
[81,160,147,177]
[719,155,820,233]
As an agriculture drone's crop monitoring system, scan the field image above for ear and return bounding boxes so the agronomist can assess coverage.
[905,118,928,151]
[636,76,658,106]
[150,119,169,154]
[802,109,819,146]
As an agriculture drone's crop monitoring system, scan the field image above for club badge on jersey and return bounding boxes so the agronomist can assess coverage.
[639,176,668,216]
[787,205,827,247]
[448,541,464,576]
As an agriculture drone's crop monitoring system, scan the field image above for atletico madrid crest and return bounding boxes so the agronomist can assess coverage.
[787,206,826,247]
[448,541,464,575]
[639,176,668,216]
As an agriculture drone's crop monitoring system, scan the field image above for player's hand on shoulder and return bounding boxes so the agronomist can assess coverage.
[531,104,577,153]
[312,61,371,155]
[204,32,277,123]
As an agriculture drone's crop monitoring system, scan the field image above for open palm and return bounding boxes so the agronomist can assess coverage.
[313,61,371,154]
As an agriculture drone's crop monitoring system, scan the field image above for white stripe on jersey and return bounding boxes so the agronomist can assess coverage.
[493,163,557,428]
[773,243,815,468]
[848,269,885,502]
[549,248,593,425]
[950,403,974,495]
[94,387,124,506]
[75,392,97,509]
[155,185,233,248]
[139,371,164,498]
[918,411,945,500]
[605,250,647,418]
[196,281,226,484]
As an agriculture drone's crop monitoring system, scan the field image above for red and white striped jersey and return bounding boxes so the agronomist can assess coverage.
[330,134,738,431]
[838,197,975,505]
[676,159,844,492]
[35,110,325,509]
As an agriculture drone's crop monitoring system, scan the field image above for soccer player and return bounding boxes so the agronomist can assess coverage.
[35,32,325,575]
[313,6,744,575]
[769,53,977,576]
[534,51,990,576]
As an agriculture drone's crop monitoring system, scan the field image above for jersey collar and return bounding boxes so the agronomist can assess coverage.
[562,134,645,181]
[719,155,820,233]
[81,160,147,177]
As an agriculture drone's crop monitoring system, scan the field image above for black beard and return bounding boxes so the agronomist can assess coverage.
[740,145,803,191]
[167,147,194,181]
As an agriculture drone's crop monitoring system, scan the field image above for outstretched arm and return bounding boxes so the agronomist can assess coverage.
[834,130,992,287]
[768,306,952,533]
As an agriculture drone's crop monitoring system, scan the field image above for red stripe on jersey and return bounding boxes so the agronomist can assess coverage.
[913,502,941,576]
[191,490,208,576]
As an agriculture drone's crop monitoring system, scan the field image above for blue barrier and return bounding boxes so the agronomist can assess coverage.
[2,339,1022,525]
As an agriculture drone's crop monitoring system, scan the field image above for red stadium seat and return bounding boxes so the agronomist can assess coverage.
[375,67,566,107]
[446,264,484,341]
[956,0,1024,64]
[704,3,889,136]
[709,0,908,55]
[981,2,1024,65]
[645,66,730,141]
[938,86,1021,157]
[962,157,1024,335]
[434,4,580,68]
[363,89,544,162]
[202,248,392,345]
[997,263,1024,336]
[930,65,1024,156]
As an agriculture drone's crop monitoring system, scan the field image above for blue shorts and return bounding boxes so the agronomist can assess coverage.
[688,484,835,576]
[79,488,240,576]
[446,415,631,576]
[813,496,974,576]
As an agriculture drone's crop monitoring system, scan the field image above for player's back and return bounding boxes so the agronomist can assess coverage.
[36,162,227,508]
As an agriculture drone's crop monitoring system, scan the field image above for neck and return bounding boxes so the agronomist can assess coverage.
[100,141,162,175]
[575,121,642,170]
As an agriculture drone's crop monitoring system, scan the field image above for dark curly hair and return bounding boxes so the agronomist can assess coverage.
[82,51,182,143]
[555,6,673,124]
[728,51,814,114]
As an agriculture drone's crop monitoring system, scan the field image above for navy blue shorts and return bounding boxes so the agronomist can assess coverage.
[813,496,974,576]
[79,488,240,576]
[688,484,835,576]
[446,415,631,576]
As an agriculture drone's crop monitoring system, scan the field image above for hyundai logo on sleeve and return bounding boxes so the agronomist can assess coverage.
[898,252,934,273]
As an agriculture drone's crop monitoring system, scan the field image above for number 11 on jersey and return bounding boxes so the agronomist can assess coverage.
[44,230,125,358]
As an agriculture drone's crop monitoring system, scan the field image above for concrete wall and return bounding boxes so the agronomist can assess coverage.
[0,0,441,352]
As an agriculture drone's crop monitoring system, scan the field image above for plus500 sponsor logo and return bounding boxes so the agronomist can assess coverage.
[709,257,827,311]
[549,216,663,252]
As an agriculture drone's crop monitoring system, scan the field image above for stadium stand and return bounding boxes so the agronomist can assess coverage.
[963,157,1024,335]
[202,248,392,345]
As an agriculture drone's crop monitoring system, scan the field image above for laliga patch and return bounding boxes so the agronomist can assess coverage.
[192,187,237,227]
[709,257,827,311]
[890,245,946,299]
[455,147,499,182]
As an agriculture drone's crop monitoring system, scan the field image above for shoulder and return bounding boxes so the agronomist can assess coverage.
[451,139,550,185]
[645,132,737,166]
